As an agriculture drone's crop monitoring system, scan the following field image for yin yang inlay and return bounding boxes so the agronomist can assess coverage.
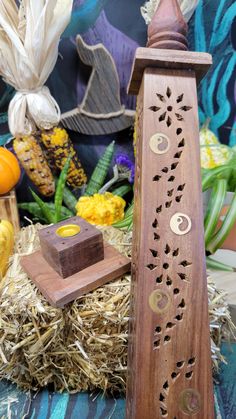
[149,289,171,314]
[170,213,192,236]
[149,133,170,155]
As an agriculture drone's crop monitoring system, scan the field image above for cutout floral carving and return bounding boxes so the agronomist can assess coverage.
[152,134,184,184]
[149,88,192,126]
[146,263,158,271]
[150,249,158,258]
[159,358,197,417]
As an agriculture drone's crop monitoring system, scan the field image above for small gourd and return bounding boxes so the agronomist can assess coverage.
[200,120,233,169]
[0,147,21,195]
[76,192,126,225]
[0,219,14,278]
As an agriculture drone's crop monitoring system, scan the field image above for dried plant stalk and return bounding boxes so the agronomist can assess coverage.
[141,0,199,25]
[0,0,73,137]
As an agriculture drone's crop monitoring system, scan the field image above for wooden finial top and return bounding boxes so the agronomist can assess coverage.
[147,0,188,51]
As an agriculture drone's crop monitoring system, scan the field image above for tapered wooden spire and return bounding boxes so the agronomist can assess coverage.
[147,0,188,50]
[126,0,214,418]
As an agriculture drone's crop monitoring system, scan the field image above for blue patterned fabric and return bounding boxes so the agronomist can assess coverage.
[28,391,125,419]
[1,0,231,206]
[0,383,227,418]
[189,0,236,145]
[4,342,236,418]
[0,0,234,147]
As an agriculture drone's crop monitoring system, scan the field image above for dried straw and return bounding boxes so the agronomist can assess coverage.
[0,224,233,393]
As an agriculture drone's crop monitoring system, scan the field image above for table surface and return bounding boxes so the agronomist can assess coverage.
[0,342,235,419]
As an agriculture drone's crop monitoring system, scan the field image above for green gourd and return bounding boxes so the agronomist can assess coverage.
[84,141,115,196]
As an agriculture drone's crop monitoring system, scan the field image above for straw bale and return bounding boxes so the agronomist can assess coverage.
[0,224,233,393]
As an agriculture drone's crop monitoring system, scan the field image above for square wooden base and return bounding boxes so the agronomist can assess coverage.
[21,243,131,308]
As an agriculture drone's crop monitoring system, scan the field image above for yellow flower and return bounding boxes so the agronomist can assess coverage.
[76,192,126,226]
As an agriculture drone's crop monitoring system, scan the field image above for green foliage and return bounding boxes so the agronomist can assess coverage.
[20,156,73,224]
[84,141,115,196]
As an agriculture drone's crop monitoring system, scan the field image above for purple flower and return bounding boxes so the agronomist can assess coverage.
[115,154,135,183]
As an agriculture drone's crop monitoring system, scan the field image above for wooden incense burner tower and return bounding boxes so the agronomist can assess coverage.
[126,1,214,418]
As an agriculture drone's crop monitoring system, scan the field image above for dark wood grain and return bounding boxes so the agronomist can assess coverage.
[21,242,131,308]
[39,216,104,279]
[126,67,214,418]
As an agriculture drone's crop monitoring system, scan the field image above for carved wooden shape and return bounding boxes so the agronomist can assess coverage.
[128,49,212,94]
[21,243,130,308]
[147,0,188,50]
[61,36,134,135]
[126,65,214,418]
[126,2,214,416]
[21,216,131,307]
[39,217,104,278]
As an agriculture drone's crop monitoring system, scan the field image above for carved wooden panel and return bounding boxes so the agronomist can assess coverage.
[126,68,214,418]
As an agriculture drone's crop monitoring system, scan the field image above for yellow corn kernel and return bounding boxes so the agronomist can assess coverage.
[41,127,87,188]
[13,136,55,197]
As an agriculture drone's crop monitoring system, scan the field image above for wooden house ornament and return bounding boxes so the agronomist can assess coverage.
[126,0,214,418]
[21,216,130,308]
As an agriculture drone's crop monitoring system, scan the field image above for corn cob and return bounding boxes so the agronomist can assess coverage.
[41,127,87,188]
[35,132,55,170]
[13,135,55,197]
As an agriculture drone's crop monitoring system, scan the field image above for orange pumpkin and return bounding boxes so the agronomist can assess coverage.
[0,147,21,195]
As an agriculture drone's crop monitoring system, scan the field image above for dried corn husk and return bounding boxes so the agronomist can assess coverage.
[0,224,233,393]
[141,0,199,24]
[0,0,73,137]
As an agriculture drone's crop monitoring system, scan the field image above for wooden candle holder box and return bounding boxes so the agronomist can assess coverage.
[39,217,104,278]
[21,216,131,307]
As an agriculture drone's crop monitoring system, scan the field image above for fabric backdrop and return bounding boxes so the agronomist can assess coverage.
[0,0,235,202]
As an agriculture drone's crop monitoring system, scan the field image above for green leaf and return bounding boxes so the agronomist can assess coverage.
[204,179,227,246]
[30,189,55,224]
[207,190,236,254]
[54,155,72,223]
